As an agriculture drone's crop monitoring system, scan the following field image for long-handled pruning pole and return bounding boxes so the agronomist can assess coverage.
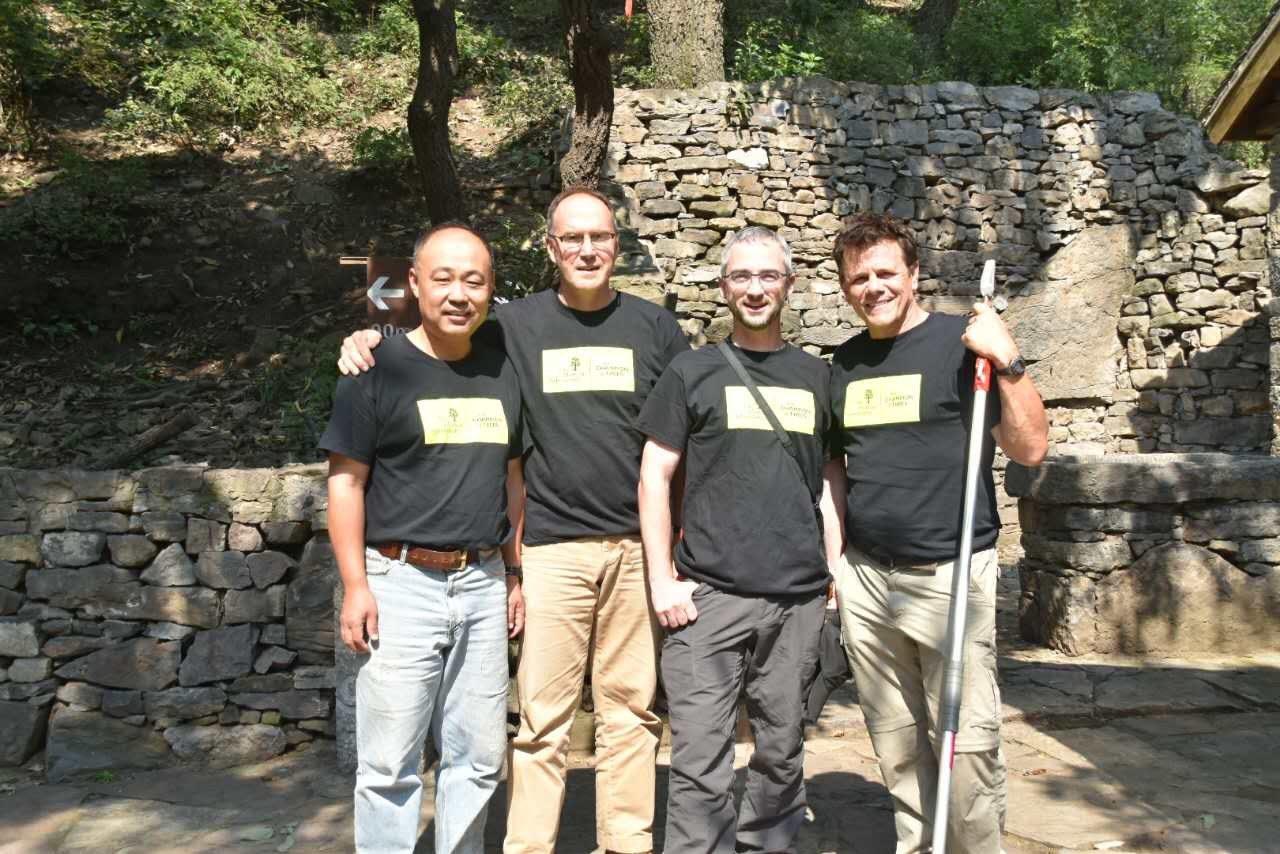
[930,259,997,854]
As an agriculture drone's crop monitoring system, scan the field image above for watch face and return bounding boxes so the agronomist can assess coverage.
[1007,357,1026,376]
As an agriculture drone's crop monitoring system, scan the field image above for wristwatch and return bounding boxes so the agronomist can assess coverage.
[996,355,1026,377]
[504,564,522,580]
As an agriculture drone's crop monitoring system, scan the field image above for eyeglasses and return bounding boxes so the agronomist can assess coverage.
[724,270,786,286]
[552,231,618,251]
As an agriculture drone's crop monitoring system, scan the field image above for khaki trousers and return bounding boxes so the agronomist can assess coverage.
[504,536,662,854]
[833,545,1007,854]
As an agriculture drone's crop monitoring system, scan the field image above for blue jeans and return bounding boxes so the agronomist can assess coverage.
[354,546,509,854]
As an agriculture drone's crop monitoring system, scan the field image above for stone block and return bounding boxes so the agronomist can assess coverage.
[261,522,309,545]
[1184,503,1280,541]
[231,673,293,693]
[55,638,181,691]
[185,518,226,554]
[0,588,20,615]
[287,572,336,663]
[56,681,104,710]
[80,586,220,628]
[140,543,197,587]
[1094,543,1280,654]
[231,690,332,720]
[195,551,251,589]
[41,532,106,567]
[179,624,258,686]
[228,523,263,552]
[164,723,286,768]
[101,689,143,718]
[1022,534,1132,572]
[141,511,187,542]
[68,511,129,533]
[0,700,51,766]
[253,646,296,674]
[46,709,172,781]
[145,622,198,641]
[1007,455,1280,505]
[25,565,138,608]
[224,586,286,624]
[0,560,25,589]
[42,635,114,658]
[1222,183,1268,217]
[107,534,158,568]
[0,679,56,701]
[8,656,52,682]
[144,686,228,719]
[0,617,41,657]
[293,665,335,691]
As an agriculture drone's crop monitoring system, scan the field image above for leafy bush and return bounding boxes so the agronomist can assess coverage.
[351,124,414,172]
[349,0,417,58]
[945,0,1271,115]
[730,20,823,82]
[0,154,148,253]
[62,0,343,148]
[815,11,930,85]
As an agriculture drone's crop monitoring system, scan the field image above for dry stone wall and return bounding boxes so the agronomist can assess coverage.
[1007,454,1280,656]
[0,465,336,779]
[603,79,1273,457]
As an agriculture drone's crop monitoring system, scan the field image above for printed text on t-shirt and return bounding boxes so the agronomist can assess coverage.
[725,386,815,434]
[541,347,636,393]
[417,398,510,444]
[843,375,922,427]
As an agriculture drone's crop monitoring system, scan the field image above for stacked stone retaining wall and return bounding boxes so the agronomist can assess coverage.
[603,79,1273,459]
[0,465,335,778]
[1007,454,1280,656]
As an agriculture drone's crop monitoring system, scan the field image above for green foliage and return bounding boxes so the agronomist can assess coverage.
[945,0,1272,115]
[58,0,343,148]
[725,2,928,85]
[730,20,823,82]
[0,153,148,254]
[612,13,657,89]
[486,213,548,299]
[351,125,414,172]
[349,0,417,58]
[256,334,340,450]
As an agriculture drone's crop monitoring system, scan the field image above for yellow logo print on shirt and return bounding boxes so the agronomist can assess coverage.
[725,386,815,434]
[542,347,635,393]
[417,398,509,445]
[843,375,922,427]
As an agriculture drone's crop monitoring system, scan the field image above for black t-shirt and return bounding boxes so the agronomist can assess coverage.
[636,343,833,597]
[318,334,522,549]
[491,289,690,545]
[830,312,1002,563]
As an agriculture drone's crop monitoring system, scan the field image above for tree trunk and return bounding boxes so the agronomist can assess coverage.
[0,55,38,152]
[649,0,725,88]
[558,0,614,188]
[408,0,465,223]
[912,0,959,60]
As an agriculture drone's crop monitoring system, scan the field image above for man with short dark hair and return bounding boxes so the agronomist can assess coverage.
[338,189,689,854]
[323,223,525,854]
[828,212,1047,853]
[637,226,844,853]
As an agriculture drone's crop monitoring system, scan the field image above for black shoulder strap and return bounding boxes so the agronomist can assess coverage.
[717,340,818,506]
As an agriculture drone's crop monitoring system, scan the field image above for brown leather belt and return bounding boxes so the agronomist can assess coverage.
[372,542,491,572]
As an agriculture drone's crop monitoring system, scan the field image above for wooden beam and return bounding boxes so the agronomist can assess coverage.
[1206,8,1280,143]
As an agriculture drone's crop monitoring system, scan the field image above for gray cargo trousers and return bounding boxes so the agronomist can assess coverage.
[661,583,826,854]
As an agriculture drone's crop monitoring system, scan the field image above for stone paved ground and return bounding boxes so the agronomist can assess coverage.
[3,572,1278,852]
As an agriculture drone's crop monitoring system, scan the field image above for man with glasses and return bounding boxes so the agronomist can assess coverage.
[637,226,844,853]
[338,187,689,854]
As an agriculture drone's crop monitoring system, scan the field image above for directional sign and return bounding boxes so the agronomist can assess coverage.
[366,275,404,310]
[340,255,418,338]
